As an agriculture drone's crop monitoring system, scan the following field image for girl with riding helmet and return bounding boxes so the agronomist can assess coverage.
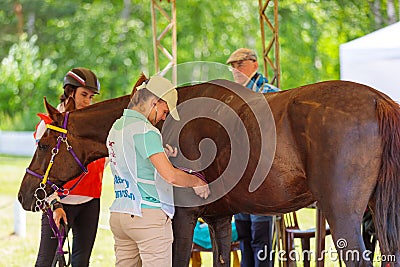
[35,67,105,267]
[106,75,210,267]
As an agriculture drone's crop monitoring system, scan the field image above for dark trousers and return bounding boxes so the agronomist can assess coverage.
[234,213,274,267]
[35,198,100,267]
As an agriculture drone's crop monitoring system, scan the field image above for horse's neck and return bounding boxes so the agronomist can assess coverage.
[69,95,130,143]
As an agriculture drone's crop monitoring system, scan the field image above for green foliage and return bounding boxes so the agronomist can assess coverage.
[0,0,398,130]
[0,34,57,130]
[39,2,155,99]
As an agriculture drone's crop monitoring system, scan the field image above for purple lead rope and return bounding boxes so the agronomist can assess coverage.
[176,166,208,184]
[45,208,65,255]
[44,206,70,267]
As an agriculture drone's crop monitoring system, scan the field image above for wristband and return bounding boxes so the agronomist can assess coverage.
[51,201,63,211]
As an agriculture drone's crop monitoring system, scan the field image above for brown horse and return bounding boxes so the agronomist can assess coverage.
[18,77,400,266]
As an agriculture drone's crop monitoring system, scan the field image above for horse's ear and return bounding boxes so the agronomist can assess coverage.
[44,97,63,123]
[130,72,148,98]
[64,97,76,112]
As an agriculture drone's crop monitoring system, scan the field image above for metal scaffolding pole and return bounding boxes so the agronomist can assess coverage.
[151,0,177,84]
[259,0,281,88]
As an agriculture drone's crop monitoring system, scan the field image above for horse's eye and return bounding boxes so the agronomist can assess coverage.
[38,143,49,151]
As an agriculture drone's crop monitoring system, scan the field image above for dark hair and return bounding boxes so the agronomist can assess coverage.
[59,84,77,103]
[127,88,158,109]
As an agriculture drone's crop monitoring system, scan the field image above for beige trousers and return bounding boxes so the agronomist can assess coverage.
[110,209,173,267]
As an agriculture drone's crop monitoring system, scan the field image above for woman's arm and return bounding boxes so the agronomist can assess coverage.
[149,152,210,198]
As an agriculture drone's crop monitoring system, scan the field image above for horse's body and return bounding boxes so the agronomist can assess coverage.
[18,79,400,266]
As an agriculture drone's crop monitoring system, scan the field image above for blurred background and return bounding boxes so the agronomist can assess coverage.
[0,0,399,131]
[0,1,399,265]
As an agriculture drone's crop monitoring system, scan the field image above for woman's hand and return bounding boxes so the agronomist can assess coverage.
[164,144,178,158]
[193,180,210,199]
[53,208,68,229]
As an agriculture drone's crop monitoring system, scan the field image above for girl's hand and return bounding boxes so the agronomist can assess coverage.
[193,180,210,199]
[164,144,178,158]
[53,208,68,229]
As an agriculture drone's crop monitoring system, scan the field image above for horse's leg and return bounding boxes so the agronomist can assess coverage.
[310,90,400,267]
[172,207,199,267]
[306,142,379,266]
[299,101,384,266]
[313,168,375,267]
[320,203,371,266]
[204,215,232,267]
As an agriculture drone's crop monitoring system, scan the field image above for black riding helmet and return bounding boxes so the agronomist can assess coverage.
[63,67,100,94]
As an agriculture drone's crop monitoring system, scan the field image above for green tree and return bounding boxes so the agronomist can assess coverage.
[0,34,57,130]
[0,0,399,130]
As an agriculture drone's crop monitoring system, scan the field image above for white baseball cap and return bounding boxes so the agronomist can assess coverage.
[137,75,180,120]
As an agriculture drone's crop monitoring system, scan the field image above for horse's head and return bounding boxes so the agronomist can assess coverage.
[18,94,131,211]
[17,98,84,211]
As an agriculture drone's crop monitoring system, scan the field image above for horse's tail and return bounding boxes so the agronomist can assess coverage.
[375,97,400,256]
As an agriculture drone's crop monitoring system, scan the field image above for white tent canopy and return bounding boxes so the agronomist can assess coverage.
[340,22,400,101]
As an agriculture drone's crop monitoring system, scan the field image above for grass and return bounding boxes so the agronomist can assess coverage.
[0,155,381,266]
